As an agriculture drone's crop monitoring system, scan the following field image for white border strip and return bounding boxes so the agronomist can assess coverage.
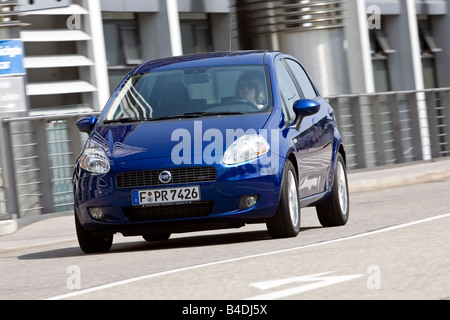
[46,213,450,300]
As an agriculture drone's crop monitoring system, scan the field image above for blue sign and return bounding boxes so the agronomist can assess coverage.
[0,40,25,76]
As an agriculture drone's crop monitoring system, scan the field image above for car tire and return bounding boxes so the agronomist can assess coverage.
[75,212,113,253]
[316,153,349,227]
[266,160,301,238]
[142,233,171,242]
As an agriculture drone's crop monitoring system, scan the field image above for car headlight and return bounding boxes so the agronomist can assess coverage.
[80,147,110,174]
[223,134,270,165]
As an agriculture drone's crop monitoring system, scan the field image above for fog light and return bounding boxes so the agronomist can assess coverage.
[89,207,105,221]
[239,195,259,210]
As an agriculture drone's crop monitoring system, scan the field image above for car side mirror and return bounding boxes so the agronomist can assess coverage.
[293,99,320,117]
[293,99,320,130]
[76,116,98,134]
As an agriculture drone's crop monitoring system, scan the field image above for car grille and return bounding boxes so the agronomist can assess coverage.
[116,167,216,189]
[122,201,214,222]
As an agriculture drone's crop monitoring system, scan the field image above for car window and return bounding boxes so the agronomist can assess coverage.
[276,60,298,122]
[104,65,271,120]
[284,59,318,99]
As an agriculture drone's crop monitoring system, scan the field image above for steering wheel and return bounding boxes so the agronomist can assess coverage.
[227,99,261,111]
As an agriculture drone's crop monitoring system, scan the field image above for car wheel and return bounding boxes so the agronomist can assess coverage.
[316,153,349,227]
[266,160,301,238]
[142,233,171,242]
[75,212,113,253]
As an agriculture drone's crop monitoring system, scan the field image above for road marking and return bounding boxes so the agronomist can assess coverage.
[46,213,450,300]
[246,272,364,300]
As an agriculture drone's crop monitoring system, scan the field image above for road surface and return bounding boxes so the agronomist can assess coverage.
[1,178,449,301]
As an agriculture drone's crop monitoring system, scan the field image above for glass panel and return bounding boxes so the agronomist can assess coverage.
[284,59,318,99]
[103,24,121,66]
[372,59,390,92]
[276,60,298,122]
[104,65,271,120]
[121,27,143,65]
[180,17,213,54]
[181,24,195,54]
[422,57,437,89]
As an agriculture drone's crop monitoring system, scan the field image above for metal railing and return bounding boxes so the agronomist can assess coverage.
[0,87,449,218]
[0,113,96,218]
[328,88,450,169]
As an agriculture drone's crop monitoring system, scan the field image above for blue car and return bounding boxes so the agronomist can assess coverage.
[73,51,349,253]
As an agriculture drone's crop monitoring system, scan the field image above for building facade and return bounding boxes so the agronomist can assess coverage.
[230,0,450,96]
[100,0,233,95]
[16,0,109,115]
[3,0,448,114]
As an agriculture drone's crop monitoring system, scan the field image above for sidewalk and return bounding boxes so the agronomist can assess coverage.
[1,158,450,252]
[348,158,450,193]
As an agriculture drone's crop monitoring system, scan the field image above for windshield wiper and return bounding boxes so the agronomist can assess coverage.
[103,114,205,124]
[103,118,146,124]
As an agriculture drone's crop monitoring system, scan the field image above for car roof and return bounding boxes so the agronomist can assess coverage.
[131,50,281,74]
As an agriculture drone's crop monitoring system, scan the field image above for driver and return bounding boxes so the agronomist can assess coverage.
[235,72,266,109]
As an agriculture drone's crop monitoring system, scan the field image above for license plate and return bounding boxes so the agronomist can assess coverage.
[132,186,200,205]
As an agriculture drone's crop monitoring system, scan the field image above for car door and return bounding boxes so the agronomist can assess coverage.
[275,58,316,199]
[284,58,334,195]
[276,57,333,198]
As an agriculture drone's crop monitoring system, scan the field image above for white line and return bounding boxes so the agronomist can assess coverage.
[245,274,365,300]
[46,213,450,300]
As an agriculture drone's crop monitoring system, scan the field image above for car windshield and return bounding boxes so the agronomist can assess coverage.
[104,65,271,122]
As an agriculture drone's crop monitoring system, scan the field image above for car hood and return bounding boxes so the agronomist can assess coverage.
[88,113,271,162]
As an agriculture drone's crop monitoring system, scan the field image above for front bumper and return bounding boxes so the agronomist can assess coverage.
[73,157,283,234]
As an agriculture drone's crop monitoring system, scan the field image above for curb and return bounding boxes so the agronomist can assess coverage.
[349,169,450,193]
[0,219,18,237]
[0,211,72,240]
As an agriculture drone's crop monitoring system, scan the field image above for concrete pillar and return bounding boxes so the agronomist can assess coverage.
[389,0,431,160]
[384,0,424,91]
[85,0,110,108]
[210,13,238,52]
[139,0,183,60]
[279,28,350,96]
[433,0,450,87]
[343,0,375,94]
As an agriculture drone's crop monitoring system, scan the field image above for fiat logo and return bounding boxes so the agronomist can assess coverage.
[159,170,172,184]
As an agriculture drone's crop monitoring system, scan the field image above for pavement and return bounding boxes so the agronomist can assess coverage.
[0,158,450,252]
